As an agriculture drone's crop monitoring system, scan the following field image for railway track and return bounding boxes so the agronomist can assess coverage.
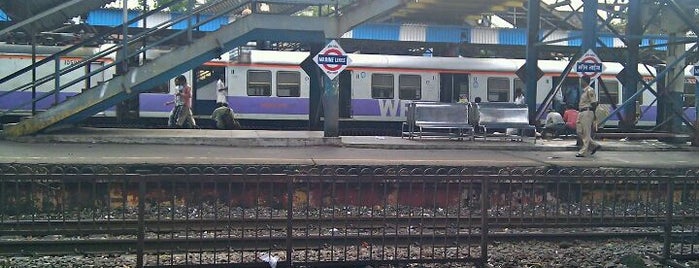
[2,215,690,236]
[1,215,689,256]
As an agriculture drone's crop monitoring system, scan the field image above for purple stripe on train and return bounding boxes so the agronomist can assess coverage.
[0,91,77,111]
[228,97,309,114]
[139,95,311,114]
[139,93,173,113]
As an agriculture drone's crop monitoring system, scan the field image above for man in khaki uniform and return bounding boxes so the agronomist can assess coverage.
[576,78,601,157]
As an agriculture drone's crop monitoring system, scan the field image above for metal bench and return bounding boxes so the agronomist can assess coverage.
[402,102,473,140]
[475,103,536,143]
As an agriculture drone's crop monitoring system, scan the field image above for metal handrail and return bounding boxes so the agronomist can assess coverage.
[0,0,242,116]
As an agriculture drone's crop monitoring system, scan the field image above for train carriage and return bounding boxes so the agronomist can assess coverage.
[1,45,696,129]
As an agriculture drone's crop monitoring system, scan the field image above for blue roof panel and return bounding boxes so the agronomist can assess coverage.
[87,9,139,27]
[197,15,228,32]
[597,35,615,48]
[568,31,582,47]
[499,28,526,45]
[425,25,463,43]
[351,24,400,41]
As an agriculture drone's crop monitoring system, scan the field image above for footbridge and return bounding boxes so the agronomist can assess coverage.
[1,0,408,137]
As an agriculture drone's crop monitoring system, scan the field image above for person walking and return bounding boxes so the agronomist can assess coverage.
[575,78,601,157]
[165,82,184,128]
[175,75,197,128]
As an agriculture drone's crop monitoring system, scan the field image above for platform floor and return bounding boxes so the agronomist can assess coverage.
[0,127,697,169]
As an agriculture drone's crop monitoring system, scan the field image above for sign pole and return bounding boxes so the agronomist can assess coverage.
[524,0,540,124]
[694,64,699,146]
[322,75,340,137]
[313,40,351,138]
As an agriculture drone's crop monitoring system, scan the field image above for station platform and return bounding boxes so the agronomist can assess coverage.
[0,127,697,169]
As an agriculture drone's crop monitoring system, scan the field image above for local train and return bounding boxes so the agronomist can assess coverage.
[1,44,696,129]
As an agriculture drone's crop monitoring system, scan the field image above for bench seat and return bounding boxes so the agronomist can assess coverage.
[402,102,473,140]
[474,103,536,143]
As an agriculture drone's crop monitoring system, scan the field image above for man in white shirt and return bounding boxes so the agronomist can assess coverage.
[216,75,228,105]
[543,109,565,138]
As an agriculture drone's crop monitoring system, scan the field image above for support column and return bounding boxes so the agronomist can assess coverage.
[581,0,598,52]
[301,43,324,130]
[695,77,699,146]
[31,36,37,115]
[322,39,340,138]
[525,0,540,124]
[659,15,685,141]
[622,0,642,130]
[322,73,339,137]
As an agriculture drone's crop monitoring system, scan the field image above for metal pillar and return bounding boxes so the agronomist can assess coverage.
[659,15,685,139]
[322,40,340,137]
[301,43,324,131]
[322,74,339,137]
[187,0,194,43]
[695,77,699,146]
[525,0,540,124]
[121,0,129,72]
[622,0,642,130]
[31,36,37,115]
[581,0,598,53]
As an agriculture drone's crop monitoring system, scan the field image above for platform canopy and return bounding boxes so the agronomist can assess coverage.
[384,0,526,26]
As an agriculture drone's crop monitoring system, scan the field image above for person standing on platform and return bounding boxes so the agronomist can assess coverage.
[177,75,197,128]
[165,82,184,128]
[563,105,578,132]
[575,78,601,157]
[470,97,482,132]
[216,74,228,105]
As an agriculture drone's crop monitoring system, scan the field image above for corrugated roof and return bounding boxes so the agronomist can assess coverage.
[383,0,526,26]
[0,0,116,33]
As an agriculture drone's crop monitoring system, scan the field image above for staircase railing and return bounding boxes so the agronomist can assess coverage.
[0,0,249,117]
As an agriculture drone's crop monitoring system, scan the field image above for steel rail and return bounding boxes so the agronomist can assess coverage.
[3,215,697,236]
[0,230,676,256]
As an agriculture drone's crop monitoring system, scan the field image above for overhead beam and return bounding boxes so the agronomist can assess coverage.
[338,0,409,36]
[0,0,84,36]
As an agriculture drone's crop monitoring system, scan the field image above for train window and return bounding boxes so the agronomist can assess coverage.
[398,74,421,100]
[371,73,394,99]
[277,71,300,97]
[247,70,272,96]
[599,80,619,105]
[487,77,509,102]
[684,78,696,107]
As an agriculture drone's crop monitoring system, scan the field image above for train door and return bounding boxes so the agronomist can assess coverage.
[552,77,581,109]
[339,70,352,118]
[439,73,469,102]
[192,65,226,116]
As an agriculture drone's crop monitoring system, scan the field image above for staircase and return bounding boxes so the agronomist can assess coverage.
[2,0,409,137]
